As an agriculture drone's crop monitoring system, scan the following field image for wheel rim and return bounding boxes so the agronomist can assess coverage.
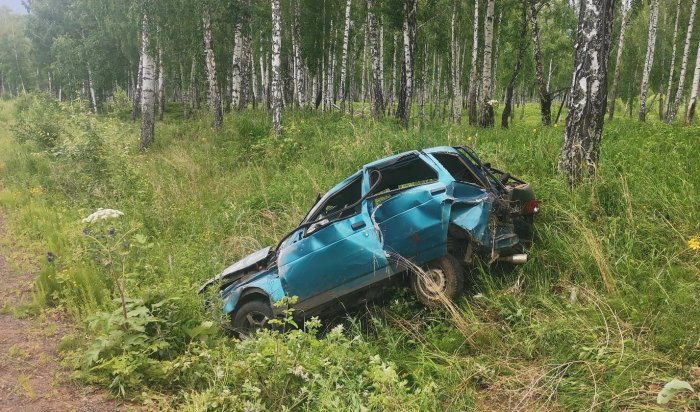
[243,310,270,330]
[416,268,447,299]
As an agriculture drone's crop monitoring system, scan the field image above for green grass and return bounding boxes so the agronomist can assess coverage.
[0,94,699,410]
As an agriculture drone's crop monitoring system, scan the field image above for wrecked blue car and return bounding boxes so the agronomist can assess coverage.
[200,146,540,333]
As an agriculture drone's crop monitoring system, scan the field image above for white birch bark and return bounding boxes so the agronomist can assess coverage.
[396,0,416,126]
[86,61,97,114]
[140,13,156,150]
[292,0,306,107]
[158,47,165,121]
[231,23,244,108]
[451,0,462,123]
[684,37,700,123]
[663,0,681,119]
[271,0,283,134]
[339,0,352,112]
[479,0,495,127]
[467,0,480,125]
[638,0,658,121]
[559,0,615,188]
[668,0,698,122]
[367,0,384,118]
[202,9,223,128]
[608,0,631,120]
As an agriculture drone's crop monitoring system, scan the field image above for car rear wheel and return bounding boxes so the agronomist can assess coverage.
[231,299,273,336]
[411,255,464,307]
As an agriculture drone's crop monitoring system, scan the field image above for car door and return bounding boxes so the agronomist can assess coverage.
[277,174,388,309]
[368,154,452,265]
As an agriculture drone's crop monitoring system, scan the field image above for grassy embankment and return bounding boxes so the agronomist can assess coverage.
[0,94,698,410]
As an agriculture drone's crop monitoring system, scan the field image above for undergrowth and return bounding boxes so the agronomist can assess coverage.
[0,93,699,410]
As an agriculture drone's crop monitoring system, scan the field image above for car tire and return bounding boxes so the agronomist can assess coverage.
[411,254,464,307]
[231,299,273,336]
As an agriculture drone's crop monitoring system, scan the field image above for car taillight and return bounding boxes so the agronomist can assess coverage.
[522,200,542,215]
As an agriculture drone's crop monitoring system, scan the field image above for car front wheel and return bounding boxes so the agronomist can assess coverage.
[231,299,273,336]
[411,255,464,307]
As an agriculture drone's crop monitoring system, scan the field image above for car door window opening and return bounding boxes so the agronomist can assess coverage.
[431,152,485,187]
[368,155,439,204]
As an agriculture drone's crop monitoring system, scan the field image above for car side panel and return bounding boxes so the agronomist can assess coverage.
[277,212,388,303]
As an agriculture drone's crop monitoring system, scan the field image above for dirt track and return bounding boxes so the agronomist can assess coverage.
[0,216,124,412]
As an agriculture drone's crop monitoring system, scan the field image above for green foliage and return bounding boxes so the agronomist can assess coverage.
[1,96,699,409]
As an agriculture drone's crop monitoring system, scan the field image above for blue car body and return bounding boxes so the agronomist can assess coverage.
[200,146,538,318]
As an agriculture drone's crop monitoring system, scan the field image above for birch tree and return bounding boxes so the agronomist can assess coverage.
[662,0,681,120]
[607,0,631,120]
[396,0,417,127]
[685,37,700,123]
[292,0,306,108]
[638,0,659,122]
[467,0,480,125]
[367,0,384,119]
[339,0,352,112]
[559,0,615,186]
[157,47,165,121]
[480,0,495,128]
[140,13,156,150]
[270,0,283,135]
[231,22,244,109]
[202,8,222,128]
[451,0,462,123]
[668,0,698,123]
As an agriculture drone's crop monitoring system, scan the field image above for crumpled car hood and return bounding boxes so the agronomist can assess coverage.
[198,246,272,293]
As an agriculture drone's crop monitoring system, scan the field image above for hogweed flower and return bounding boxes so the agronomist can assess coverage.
[81,208,124,224]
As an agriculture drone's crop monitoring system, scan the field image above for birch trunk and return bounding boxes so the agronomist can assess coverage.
[638,0,658,121]
[158,47,165,121]
[271,0,283,135]
[367,0,384,118]
[339,0,352,112]
[293,0,306,108]
[479,0,495,127]
[451,0,462,123]
[86,60,97,114]
[668,0,698,122]
[467,0,480,125]
[396,0,416,127]
[202,9,223,128]
[390,33,398,113]
[559,0,615,187]
[140,13,156,150]
[131,42,144,122]
[231,23,244,108]
[608,0,631,120]
[684,37,700,123]
[663,0,681,120]
[502,0,527,129]
[529,0,552,125]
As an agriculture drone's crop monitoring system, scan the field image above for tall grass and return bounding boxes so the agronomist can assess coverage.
[0,94,698,409]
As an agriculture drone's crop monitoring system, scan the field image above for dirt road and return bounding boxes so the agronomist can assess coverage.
[0,216,124,412]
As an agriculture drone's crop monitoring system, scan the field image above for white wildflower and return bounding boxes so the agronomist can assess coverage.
[81,208,124,223]
[328,323,345,337]
[289,364,309,380]
[488,99,499,108]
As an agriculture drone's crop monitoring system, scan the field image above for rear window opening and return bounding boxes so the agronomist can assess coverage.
[431,152,484,187]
